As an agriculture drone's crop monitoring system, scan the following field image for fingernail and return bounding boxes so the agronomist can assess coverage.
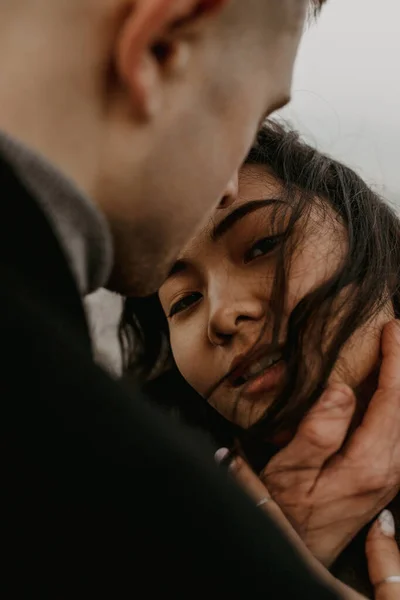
[378,510,396,538]
[214,447,235,470]
[214,448,230,463]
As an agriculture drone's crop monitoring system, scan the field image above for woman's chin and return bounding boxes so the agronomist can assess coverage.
[209,393,269,430]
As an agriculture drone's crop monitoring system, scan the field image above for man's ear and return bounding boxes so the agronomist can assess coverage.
[115,0,229,120]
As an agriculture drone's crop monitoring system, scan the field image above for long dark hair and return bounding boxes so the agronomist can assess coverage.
[120,120,400,458]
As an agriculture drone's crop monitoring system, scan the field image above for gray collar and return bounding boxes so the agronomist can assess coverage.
[0,131,113,296]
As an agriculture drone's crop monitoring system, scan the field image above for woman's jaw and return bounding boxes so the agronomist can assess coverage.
[204,303,394,447]
[207,340,288,432]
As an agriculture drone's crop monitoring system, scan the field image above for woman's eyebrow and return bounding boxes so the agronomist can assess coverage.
[166,259,187,280]
[211,198,283,242]
[165,198,283,282]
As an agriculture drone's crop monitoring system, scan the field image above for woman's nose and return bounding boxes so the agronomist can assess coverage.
[207,294,265,347]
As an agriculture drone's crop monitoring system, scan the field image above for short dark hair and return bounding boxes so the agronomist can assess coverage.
[121,120,400,453]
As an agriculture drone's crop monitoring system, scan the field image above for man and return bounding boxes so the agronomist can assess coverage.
[0,0,393,598]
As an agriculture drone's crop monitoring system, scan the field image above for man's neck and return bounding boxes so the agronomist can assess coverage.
[0,130,113,295]
[0,103,100,204]
[0,11,104,202]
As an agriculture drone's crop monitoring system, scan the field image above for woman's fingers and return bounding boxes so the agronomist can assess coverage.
[215,449,362,597]
[263,384,356,488]
[366,510,400,600]
[350,321,400,458]
[215,448,271,504]
[215,449,302,542]
[378,321,400,390]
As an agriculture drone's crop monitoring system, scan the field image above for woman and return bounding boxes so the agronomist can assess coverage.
[121,121,400,594]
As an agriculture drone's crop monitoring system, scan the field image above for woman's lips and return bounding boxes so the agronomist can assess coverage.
[242,359,285,396]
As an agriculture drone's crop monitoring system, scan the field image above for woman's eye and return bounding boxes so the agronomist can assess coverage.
[245,236,282,263]
[169,292,202,318]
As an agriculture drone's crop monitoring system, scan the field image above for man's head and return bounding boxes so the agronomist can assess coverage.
[0,0,312,295]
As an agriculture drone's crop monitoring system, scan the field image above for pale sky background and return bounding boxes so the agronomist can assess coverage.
[278,0,400,205]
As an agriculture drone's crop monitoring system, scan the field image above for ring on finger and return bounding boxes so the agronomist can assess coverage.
[376,575,400,586]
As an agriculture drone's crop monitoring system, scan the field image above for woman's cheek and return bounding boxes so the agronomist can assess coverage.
[171,332,209,398]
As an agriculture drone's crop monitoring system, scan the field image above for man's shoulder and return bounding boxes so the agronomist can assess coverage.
[0,152,90,345]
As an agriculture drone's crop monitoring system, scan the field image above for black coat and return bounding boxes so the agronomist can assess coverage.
[0,154,339,599]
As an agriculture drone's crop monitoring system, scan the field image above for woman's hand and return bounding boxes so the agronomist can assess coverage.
[258,320,400,567]
[366,510,400,600]
[219,451,400,600]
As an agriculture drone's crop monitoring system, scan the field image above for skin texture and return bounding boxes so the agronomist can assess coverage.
[159,165,393,431]
[222,320,400,598]
[221,443,400,600]
[160,166,400,591]
[0,0,308,296]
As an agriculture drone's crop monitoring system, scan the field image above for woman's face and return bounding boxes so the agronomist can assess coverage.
[159,165,392,435]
